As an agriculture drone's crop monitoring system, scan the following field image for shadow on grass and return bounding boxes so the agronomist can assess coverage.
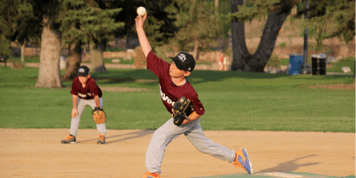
[2,66,352,88]
[90,69,288,86]
[89,69,352,86]
[256,154,320,173]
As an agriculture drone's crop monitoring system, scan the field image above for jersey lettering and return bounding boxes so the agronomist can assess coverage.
[160,85,175,106]
[78,93,87,98]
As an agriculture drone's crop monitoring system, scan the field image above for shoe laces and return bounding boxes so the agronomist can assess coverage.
[65,135,73,141]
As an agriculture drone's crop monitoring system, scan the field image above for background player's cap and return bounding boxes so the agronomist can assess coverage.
[77,65,90,76]
[170,52,195,72]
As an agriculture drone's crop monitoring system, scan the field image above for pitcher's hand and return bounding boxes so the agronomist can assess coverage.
[135,13,147,29]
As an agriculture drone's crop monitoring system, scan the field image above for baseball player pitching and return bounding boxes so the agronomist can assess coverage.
[135,13,253,178]
[61,65,107,144]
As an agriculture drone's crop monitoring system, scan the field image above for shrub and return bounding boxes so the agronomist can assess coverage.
[10,58,25,69]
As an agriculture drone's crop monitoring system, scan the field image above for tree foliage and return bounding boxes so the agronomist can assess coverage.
[57,0,124,45]
[163,0,230,56]
[296,0,355,47]
[232,0,299,21]
[0,0,41,56]
[107,0,176,49]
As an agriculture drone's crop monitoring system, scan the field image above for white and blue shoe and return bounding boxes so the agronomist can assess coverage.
[233,148,254,174]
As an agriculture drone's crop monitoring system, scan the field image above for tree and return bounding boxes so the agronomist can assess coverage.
[230,0,355,72]
[230,0,295,72]
[0,36,11,57]
[109,0,177,51]
[35,1,63,88]
[0,0,41,59]
[164,0,230,60]
[297,0,355,78]
[0,0,63,88]
[296,0,355,49]
[57,0,124,79]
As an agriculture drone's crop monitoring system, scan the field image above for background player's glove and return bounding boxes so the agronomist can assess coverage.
[92,107,106,124]
[172,96,195,126]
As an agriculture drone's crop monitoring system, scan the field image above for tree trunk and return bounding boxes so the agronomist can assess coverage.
[90,43,106,72]
[230,0,291,72]
[230,0,250,71]
[63,41,82,80]
[35,16,62,88]
[21,42,26,63]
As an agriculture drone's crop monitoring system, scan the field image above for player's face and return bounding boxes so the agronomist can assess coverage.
[169,62,186,78]
[78,75,89,84]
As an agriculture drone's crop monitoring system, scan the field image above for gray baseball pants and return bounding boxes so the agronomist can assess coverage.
[69,97,107,136]
[145,118,235,174]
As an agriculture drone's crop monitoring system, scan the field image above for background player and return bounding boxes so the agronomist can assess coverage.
[135,14,253,178]
[219,53,227,71]
[61,65,107,144]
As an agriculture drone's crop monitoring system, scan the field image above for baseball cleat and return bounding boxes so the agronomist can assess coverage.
[61,134,76,144]
[233,148,254,174]
[143,172,160,178]
[97,134,106,144]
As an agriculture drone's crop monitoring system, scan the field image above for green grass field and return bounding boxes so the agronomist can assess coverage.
[0,66,354,132]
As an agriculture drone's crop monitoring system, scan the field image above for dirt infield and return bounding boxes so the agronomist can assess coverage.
[0,129,354,178]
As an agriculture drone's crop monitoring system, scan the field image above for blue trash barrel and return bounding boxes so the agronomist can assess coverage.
[289,54,304,75]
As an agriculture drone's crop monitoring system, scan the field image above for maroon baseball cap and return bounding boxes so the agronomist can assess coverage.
[170,52,196,72]
[77,65,90,76]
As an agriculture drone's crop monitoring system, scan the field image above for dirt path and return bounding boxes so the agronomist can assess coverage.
[0,129,354,178]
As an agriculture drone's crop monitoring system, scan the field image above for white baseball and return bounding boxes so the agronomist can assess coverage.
[137,6,146,16]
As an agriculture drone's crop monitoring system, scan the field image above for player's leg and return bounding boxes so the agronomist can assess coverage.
[88,97,106,144]
[145,117,194,175]
[62,98,83,143]
[184,120,253,174]
[69,98,86,136]
[184,119,235,162]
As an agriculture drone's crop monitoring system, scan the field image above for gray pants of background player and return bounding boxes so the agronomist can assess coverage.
[69,98,107,136]
[145,118,236,174]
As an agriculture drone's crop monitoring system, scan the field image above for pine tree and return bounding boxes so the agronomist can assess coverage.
[0,0,41,57]
[57,0,124,77]
[163,0,230,60]
[298,0,356,83]
[296,0,355,48]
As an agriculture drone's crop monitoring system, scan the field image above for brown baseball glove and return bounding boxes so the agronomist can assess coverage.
[172,96,195,126]
[93,107,106,124]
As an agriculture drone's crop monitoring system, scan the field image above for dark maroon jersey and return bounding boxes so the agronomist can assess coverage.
[70,77,102,99]
[147,50,205,115]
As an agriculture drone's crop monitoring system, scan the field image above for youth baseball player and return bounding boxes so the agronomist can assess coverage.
[135,14,253,178]
[61,65,107,144]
